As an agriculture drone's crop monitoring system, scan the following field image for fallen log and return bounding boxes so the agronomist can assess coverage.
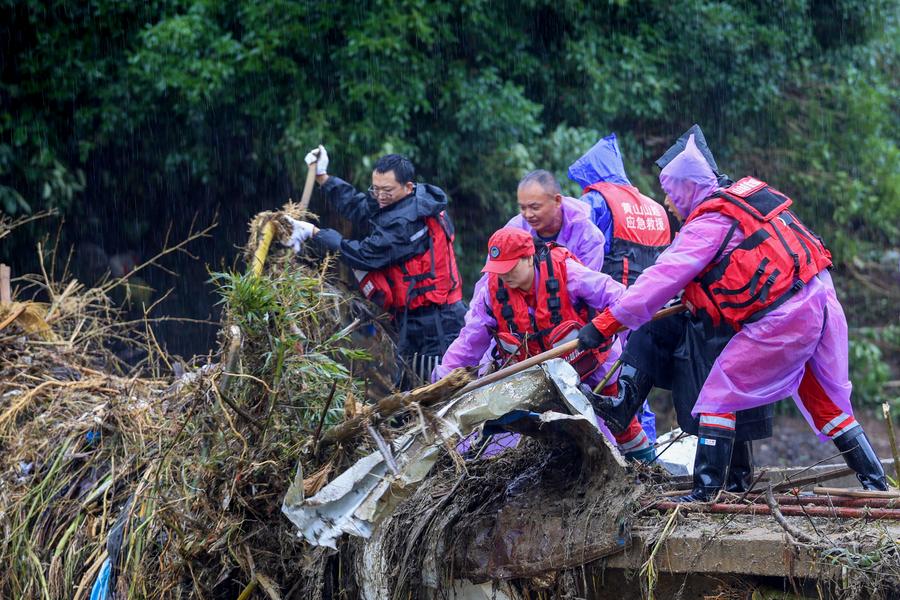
[318,368,472,448]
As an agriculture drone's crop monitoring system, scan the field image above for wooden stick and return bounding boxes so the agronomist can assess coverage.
[457,303,687,396]
[0,304,25,333]
[319,370,471,448]
[813,486,900,499]
[769,466,853,493]
[592,358,622,394]
[0,264,10,304]
[251,221,277,278]
[766,485,819,544]
[883,402,900,485]
[299,162,317,213]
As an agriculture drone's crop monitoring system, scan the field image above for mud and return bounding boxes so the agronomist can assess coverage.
[375,434,644,597]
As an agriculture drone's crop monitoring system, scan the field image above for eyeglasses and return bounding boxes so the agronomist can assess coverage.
[368,183,414,199]
[368,185,398,199]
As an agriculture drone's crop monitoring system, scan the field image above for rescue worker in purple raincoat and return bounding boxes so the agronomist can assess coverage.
[568,133,672,442]
[436,227,655,462]
[505,169,607,271]
[580,127,774,494]
[577,133,888,500]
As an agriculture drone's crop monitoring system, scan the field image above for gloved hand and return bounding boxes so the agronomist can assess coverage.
[577,307,622,350]
[284,216,317,252]
[305,145,329,176]
[577,322,607,350]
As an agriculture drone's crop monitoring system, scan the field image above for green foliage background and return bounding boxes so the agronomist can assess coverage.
[1,0,898,398]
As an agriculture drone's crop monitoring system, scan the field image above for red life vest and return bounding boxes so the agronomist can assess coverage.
[487,244,610,380]
[683,177,832,330]
[584,182,671,287]
[355,211,463,312]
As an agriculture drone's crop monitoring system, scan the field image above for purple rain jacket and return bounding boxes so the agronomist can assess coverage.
[605,135,853,439]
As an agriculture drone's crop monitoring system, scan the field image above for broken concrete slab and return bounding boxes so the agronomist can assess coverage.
[604,513,900,579]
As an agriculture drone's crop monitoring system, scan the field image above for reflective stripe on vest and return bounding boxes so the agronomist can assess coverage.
[682,177,832,330]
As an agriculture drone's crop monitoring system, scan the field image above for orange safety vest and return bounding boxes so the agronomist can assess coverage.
[683,177,832,330]
[356,211,463,312]
[583,182,671,287]
[487,244,611,380]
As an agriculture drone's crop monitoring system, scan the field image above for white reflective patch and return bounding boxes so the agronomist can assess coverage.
[729,177,765,196]
[699,438,717,446]
[699,415,736,429]
[821,413,853,435]
[409,227,428,242]
[619,431,650,451]
[552,330,579,347]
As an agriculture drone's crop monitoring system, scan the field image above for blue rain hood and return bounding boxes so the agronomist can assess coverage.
[567,133,632,188]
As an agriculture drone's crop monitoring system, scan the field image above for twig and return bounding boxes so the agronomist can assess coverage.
[883,402,900,485]
[311,382,338,455]
[649,430,689,466]
[766,484,819,544]
[99,213,217,296]
[640,504,680,600]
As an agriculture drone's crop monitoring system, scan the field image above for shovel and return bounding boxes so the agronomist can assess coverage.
[251,154,319,277]
[456,303,687,396]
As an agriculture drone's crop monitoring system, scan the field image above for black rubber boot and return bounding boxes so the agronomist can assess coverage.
[581,364,654,435]
[833,427,889,491]
[677,425,735,502]
[725,440,754,493]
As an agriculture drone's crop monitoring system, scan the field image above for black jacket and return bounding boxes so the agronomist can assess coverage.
[314,176,453,272]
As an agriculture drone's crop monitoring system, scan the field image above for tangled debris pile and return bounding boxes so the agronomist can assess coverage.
[2,210,899,600]
[0,209,401,598]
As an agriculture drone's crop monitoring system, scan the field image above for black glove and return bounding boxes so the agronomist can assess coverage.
[577,322,607,350]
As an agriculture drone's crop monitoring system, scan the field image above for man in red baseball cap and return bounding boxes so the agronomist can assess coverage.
[438,227,654,461]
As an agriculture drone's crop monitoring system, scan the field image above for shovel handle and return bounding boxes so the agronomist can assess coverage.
[299,161,317,213]
[457,303,687,395]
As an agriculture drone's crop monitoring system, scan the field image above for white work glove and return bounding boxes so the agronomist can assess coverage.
[304,145,329,176]
[284,216,316,252]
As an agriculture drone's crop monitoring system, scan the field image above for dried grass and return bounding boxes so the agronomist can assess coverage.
[0,210,395,598]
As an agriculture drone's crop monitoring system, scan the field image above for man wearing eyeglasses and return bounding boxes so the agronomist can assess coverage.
[288,147,466,389]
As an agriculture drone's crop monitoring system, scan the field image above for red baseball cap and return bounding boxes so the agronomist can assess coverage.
[481,228,535,274]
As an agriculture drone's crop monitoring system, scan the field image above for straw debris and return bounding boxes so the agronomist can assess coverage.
[0,211,396,598]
